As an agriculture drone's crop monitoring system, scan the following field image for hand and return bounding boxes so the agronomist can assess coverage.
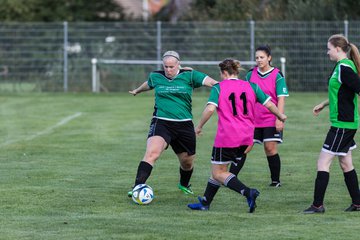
[278,113,287,123]
[244,144,253,154]
[275,119,284,132]
[129,90,137,96]
[313,104,324,116]
[195,126,203,136]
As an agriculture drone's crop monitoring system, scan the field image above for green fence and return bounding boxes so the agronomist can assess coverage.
[0,21,357,92]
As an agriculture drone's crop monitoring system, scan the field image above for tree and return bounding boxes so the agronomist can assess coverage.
[180,0,255,21]
[0,0,128,21]
[178,0,360,21]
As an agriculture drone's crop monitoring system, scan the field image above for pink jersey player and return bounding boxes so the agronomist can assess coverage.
[188,58,286,213]
[250,66,279,127]
[213,79,259,148]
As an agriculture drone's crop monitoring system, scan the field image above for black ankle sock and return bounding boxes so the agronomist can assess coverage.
[203,178,221,206]
[344,169,360,205]
[267,154,281,182]
[134,161,153,186]
[224,174,249,196]
[180,167,193,187]
[313,171,329,207]
[229,154,247,176]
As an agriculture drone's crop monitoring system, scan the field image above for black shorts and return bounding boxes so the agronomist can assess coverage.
[148,118,196,155]
[211,145,248,164]
[322,126,357,156]
[254,127,283,144]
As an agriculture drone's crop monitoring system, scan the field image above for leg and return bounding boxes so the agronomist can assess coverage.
[304,151,334,213]
[212,164,259,213]
[264,141,281,186]
[177,152,195,194]
[188,164,252,211]
[134,136,167,186]
[339,151,354,172]
[177,152,194,171]
[212,164,249,197]
[188,146,259,213]
[229,154,247,176]
[167,120,196,194]
[339,151,360,209]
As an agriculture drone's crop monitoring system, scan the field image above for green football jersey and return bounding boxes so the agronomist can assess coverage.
[147,69,208,121]
[328,58,359,129]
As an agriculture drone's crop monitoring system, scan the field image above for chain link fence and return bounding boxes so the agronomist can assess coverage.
[0,21,358,92]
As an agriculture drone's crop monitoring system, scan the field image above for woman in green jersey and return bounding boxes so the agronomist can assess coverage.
[127,51,218,198]
[304,34,360,213]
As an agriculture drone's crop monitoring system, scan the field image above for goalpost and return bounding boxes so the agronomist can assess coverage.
[91,58,286,93]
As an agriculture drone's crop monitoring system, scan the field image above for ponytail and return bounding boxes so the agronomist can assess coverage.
[349,43,360,77]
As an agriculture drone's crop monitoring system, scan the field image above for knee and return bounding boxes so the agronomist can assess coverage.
[144,149,161,163]
[265,146,277,156]
[179,154,194,170]
[212,173,221,183]
[180,158,194,170]
[211,169,223,182]
[266,151,277,157]
[340,162,354,172]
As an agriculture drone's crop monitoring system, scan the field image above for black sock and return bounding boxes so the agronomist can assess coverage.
[267,154,281,182]
[229,154,247,176]
[224,174,249,197]
[313,171,329,207]
[202,178,221,206]
[134,161,153,186]
[344,169,360,205]
[180,167,193,187]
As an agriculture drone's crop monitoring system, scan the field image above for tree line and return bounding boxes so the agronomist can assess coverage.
[0,0,359,22]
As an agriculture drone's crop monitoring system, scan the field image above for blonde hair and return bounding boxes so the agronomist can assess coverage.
[328,34,360,76]
[218,58,243,76]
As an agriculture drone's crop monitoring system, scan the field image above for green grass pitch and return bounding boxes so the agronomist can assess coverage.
[0,92,359,239]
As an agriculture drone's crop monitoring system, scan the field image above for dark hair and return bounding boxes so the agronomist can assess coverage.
[256,45,271,57]
[328,34,360,76]
[218,58,242,76]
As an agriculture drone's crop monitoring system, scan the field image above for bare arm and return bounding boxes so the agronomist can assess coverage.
[203,76,218,87]
[195,104,216,136]
[275,96,286,131]
[265,101,287,122]
[129,81,151,96]
[313,99,329,116]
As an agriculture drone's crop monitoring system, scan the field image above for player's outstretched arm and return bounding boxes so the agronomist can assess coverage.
[129,81,151,96]
[203,76,218,87]
[265,101,287,122]
[195,104,216,136]
[313,99,329,116]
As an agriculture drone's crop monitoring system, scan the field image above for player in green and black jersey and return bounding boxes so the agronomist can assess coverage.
[127,51,218,199]
[304,34,360,213]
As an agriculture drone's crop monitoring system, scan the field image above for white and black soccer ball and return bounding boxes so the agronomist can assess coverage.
[132,184,154,205]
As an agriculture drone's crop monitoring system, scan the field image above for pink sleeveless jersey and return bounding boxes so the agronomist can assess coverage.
[214,79,257,148]
[250,67,279,127]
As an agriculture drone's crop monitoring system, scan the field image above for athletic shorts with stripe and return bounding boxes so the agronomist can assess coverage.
[322,126,357,156]
[147,118,196,155]
[254,127,283,144]
[211,145,248,165]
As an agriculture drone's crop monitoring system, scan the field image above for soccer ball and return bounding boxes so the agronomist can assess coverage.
[132,184,154,205]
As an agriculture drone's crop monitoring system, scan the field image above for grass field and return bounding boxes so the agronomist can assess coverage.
[0,92,360,239]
